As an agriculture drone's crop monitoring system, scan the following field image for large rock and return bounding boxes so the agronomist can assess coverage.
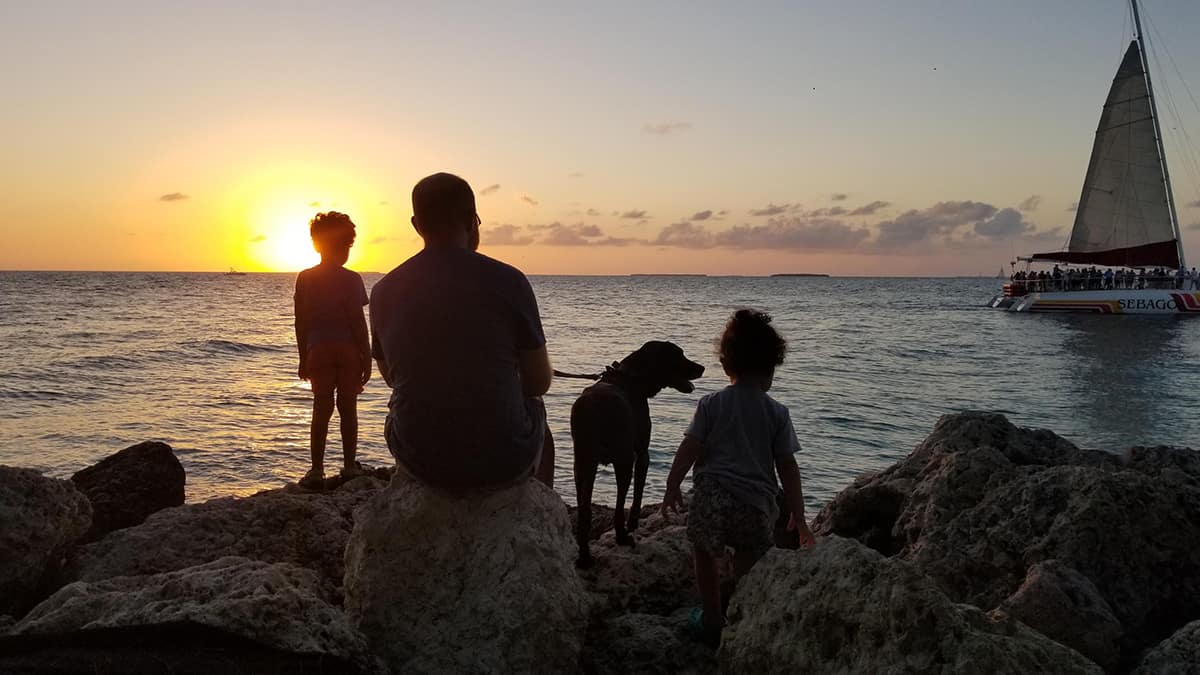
[722,537,1102,675]
[71,441,185,542]
[71,477,384,594]
[0,467,92,617]
[813,412,1200,667]
[999,560,1122,672]
[1132,619,1200,675]
[579,519,698,616]
[7,556,378,673]
[344,474,589,674]
[581,609,716,675]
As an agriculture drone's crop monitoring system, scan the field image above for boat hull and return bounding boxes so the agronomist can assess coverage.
[999,289,1200,314]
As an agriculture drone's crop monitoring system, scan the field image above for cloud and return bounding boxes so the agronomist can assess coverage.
[831,193,848,202]
[528,222,639,246]
[585,208,602,217]
[249,234,267,243]
[308,201,321,208]
[974,207,1034,238]
[521,194,539,207]
[1018,195,1042,212]
[642,122,692,135]
[1026,226,1067,243]
[690,210,713,221]
[803,206,847,217]
[480,184,500,196]
[749,203,790,217]
[715,217,871,250]
[620,209,648,219]
[569,172,584,178]
[874,201,998,248]
[654,221,715,248]
[378,201,389,206]
[848,200,891,216]
[481,224,535,246]
[1067,201,1079,212]
[159,192,188,202]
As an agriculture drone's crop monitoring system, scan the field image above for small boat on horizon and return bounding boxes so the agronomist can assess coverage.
[991,0,1199,315]
[224,268,247,276]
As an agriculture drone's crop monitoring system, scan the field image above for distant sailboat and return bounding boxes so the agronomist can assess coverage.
[224,267,247,276]
[991,0,1197,314]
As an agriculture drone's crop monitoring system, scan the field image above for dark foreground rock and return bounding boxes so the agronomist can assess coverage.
[813,412,1200,669]
[71,476,385,595]
[70,441,185,542]
[345,474,589,674]
[581,609,715,675]
[6,556,378,674]
[723,537,1102,674]
[1132,619,1200,675]
[0,467,92,617]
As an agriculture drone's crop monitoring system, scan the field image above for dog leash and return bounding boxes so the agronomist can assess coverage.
[552,369,601,381]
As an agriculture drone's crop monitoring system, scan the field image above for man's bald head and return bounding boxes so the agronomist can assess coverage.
[412,173,478,243]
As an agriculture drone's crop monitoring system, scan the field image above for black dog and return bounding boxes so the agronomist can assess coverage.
[569,341,704,568]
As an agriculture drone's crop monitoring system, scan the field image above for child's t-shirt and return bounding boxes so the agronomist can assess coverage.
[685,382,800,516]
[294,264,369,348]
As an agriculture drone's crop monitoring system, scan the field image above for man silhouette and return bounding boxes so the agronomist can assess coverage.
[370,173,555,489]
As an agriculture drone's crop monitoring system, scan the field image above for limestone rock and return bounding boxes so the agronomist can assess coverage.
[71,441,185,542]
[10,556,378,673]
[999,560,1122,672]
[72,482,380,593]
[813,412,1200,666]
[722,537,1102,675]
[581,609,716,675]
[344,474,589,674]
[579,520,698,616]
[0,466,92,617]
[1132,619,1200,675]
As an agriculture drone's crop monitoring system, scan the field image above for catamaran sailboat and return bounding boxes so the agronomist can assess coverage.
[991,0,1196,314]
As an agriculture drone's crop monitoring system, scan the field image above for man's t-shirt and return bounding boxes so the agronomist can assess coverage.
[685,383,800,517]
[294,265,369,348]
[369,248,546,489]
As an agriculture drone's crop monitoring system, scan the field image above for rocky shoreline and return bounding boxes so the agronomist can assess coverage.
[1,412,1197,673]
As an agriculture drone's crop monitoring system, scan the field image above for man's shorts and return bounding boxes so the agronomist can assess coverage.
[307,342,362,396]
[686,473,772,560]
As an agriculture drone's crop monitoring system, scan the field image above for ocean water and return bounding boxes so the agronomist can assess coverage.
[2,271,1199,508]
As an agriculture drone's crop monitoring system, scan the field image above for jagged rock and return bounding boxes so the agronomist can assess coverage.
[71,481,381,594]
[0,467,92,617]
[71,441,185,542]
[813,412,1200,667]
[1132,619,1200,675]
[579,520,698,616]
[581,609,716,675]
[344,474,589,674]
[999,560,1122,672]
[568,503,616,542]
[8,556,378,673]
[722,537,1102,675]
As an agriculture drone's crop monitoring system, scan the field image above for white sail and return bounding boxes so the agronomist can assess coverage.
[1035,40,1180,267]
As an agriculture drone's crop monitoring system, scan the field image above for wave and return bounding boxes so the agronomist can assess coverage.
[192,339,287,355]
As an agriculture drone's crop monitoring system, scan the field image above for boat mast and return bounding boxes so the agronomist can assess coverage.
[1131,0,1186,267]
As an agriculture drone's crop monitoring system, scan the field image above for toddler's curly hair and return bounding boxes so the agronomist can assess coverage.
[718,309,786,376]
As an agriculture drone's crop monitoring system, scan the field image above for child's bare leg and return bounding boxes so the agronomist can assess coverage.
[335,390,358,471]
[310,391,336,473]
[535,423,555,488]
[693,545,723,630]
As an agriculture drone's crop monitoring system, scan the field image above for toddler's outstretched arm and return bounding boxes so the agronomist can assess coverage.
[661,435,702,516]
[776,453,815,547]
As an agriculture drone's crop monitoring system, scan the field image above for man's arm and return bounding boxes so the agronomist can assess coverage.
[518,345,552,397]
[294,279,309,380]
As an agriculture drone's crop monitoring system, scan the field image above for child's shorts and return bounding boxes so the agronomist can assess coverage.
[686,474,773,560]
[307,342,363,396]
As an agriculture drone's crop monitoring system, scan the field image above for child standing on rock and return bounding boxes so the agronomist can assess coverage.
[294,211,371,488]
[661,309,815,645]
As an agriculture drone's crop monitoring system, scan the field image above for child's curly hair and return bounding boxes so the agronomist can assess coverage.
[718,309,786,376]
[309,211,356,252]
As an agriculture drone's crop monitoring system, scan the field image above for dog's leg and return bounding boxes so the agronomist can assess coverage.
[628,447,649,533]
[573,453,597,569]
[613,459,634,547]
